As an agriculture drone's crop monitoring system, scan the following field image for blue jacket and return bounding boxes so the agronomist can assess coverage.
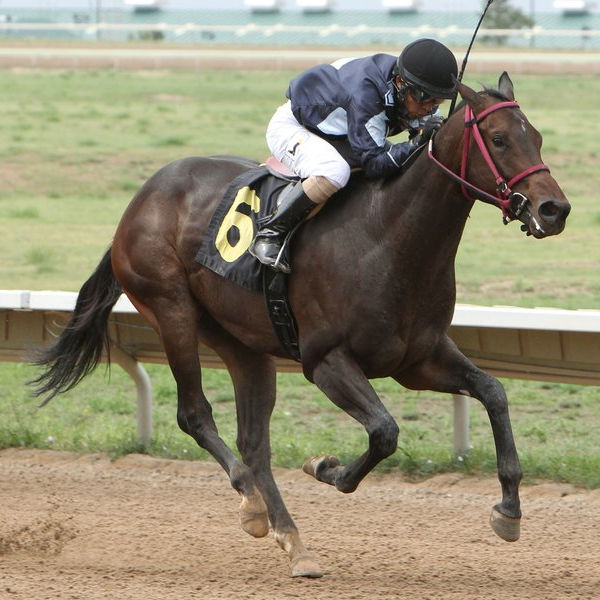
[286,53,437,179]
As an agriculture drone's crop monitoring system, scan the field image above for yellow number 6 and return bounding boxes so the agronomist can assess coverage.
[215,187,261,263]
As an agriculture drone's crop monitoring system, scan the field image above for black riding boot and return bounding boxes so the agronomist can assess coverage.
[249,181,317,274]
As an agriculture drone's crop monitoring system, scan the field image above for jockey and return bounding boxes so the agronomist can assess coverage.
[249,38,459,274]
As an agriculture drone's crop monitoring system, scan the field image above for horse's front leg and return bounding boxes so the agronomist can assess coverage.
[305,347,399,493]
[395,335,522,542]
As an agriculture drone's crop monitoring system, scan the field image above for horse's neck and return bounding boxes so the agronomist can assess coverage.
[374,150,472,253]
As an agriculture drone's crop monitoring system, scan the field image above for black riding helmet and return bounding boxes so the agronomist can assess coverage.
[396,38,458,100]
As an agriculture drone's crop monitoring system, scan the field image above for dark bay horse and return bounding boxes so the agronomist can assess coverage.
[32,73,570,578]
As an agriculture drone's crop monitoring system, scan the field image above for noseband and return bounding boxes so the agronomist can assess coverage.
[428,100,550,224]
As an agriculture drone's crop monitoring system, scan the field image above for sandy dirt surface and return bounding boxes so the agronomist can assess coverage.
[1,448,599,600]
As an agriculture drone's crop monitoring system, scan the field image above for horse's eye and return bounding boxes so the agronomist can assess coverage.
[492,136,505,148]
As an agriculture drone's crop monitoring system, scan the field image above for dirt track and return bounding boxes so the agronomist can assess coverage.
[1,449,599,599]
[0,44,599,74]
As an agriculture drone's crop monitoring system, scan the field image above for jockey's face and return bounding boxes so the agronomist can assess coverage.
[404,92,445,119]
[396,76,446,119]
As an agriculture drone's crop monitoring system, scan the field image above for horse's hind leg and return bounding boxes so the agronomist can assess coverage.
[130,291,263,520]
[234,359,323,578]
[396,335,522,542]
[203,327,322,578]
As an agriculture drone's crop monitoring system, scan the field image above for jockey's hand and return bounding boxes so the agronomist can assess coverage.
[411,115,444,147]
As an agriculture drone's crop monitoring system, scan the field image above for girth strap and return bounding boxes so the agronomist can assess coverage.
[263,268,301,362]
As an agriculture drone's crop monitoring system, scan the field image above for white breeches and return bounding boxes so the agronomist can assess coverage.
[266,101,352,192]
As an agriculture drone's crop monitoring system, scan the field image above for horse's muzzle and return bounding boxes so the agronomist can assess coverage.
[520,196,571,238]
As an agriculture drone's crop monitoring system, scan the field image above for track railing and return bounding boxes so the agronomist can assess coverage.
[1,290,599,453]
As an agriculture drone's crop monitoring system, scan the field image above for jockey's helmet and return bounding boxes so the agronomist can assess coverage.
[396,38,458,101]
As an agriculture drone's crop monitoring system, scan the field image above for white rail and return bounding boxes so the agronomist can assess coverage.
[0,21,599,40]
[2,290,599,453]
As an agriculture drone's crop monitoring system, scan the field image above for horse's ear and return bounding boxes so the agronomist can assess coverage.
[456,78,484,111]
[498,72,515,101]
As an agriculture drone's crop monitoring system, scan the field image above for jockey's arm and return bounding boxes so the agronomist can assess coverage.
[347,109,415,179]
[346,86,444,179]
[359,109,444,178]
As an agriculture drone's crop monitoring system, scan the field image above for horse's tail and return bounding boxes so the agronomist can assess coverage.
[30,247,123,405]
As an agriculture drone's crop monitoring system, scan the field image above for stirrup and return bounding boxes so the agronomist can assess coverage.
[249,181,316,274]
[272,238,291,274]
[249,235,291,274]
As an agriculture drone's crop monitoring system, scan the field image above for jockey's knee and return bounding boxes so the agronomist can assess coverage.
[321,159,351,190]
[302,174,344,204]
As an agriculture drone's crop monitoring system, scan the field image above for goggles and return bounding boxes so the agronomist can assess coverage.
[407,85,444,106]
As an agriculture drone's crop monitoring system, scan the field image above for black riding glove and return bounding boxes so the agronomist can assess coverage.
[410,115,444,148]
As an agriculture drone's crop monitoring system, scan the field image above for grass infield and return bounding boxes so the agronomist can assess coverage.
[0,68,598,485]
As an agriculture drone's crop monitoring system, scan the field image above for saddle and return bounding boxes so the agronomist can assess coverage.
[265,155,296,178]
[195,158,302,361]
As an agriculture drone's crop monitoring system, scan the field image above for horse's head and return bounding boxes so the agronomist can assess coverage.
[434,72,570,238]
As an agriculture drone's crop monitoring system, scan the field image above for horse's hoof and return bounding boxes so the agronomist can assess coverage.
[302,455,340,480]
[275,530,323,578]
[291,554,323,578]
[490,507,520,542]
[239,493,269,538]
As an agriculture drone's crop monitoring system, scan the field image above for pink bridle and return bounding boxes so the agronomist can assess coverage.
[428,100,550,223]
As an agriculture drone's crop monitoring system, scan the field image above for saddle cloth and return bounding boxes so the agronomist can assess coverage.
[195,164,295,292]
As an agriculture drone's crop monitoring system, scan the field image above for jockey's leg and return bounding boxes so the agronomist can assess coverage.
[302,175,340,204]
[248,176,338,274]
[252,103,350,273]
[248,181,318,274]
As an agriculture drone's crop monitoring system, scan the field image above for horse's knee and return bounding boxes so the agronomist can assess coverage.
[177,411,191,435]
[176,406,215,440]
[471,373,509,413]
[370,418,399,459]
[177,407,198,435]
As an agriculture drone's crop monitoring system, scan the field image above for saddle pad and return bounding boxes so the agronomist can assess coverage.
[195,165,293,291]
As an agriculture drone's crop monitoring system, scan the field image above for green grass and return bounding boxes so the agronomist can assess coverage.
[3,361,599,487]
[1,67,599,486]
[0,68,598,302]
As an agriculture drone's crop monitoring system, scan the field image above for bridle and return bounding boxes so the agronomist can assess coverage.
[428,99,550,224]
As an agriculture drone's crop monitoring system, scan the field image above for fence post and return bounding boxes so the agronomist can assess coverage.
[452,394,470,456]
[110,345,153,447]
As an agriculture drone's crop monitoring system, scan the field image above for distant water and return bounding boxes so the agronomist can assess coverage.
[1,2,598,49]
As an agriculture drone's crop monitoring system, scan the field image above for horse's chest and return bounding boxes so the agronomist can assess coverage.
[351,317,442,377]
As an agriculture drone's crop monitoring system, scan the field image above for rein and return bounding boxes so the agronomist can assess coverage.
[428,100,550,224]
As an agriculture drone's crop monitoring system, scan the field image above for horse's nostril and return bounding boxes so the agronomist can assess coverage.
[539,200,569,223]
[540,202,558,219]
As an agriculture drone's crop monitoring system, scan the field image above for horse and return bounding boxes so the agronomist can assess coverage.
[31,73,570,578]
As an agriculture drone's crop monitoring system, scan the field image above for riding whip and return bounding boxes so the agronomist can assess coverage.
[447,0,494,116]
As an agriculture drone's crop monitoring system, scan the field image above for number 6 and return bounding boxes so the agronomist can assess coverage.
[215,187,261,263]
